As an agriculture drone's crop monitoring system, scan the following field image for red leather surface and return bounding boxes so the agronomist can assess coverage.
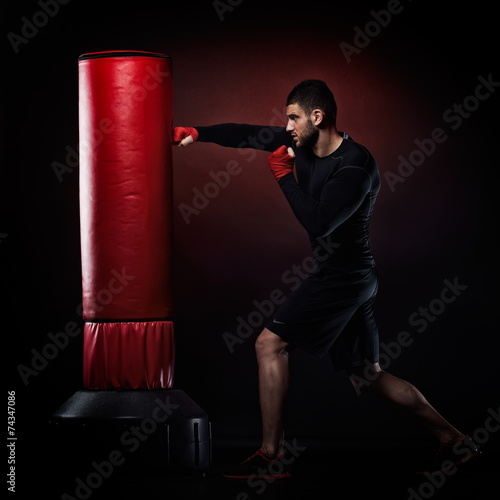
[83,321,175,389]
[78,53,173,320]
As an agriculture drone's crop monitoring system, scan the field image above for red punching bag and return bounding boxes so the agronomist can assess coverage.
[78,51,175,389]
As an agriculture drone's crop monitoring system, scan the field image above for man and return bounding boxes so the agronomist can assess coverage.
[173,80,480,478]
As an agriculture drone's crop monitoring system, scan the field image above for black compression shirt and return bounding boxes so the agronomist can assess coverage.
[196,124,380,272]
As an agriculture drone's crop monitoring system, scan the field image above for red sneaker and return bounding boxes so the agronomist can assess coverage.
[415,435,482,475]
[222,449,292,479]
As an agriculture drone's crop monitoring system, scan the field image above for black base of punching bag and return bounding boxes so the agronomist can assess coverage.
[51,390,211,474]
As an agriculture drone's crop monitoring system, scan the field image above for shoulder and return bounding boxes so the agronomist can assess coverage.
[336,135,375,168]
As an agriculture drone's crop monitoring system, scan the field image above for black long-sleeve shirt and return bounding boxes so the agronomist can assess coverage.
[196,124,380,273]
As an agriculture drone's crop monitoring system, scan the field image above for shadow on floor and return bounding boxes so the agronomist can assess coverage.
[21,426,498,500]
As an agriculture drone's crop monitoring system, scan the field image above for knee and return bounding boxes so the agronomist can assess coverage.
[255,331,273,358]
[254,334,266,357]
[255,329,287,360]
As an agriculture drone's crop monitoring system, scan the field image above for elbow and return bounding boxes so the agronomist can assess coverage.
[319,226,336,238]
[318,222,338,238]
[314,207,353,237]
[306,219,338,238]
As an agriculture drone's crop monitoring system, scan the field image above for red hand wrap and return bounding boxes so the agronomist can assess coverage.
[268,145,294,181]
[173,126,199,144]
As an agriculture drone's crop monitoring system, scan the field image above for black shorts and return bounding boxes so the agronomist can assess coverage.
[266,266,379,371]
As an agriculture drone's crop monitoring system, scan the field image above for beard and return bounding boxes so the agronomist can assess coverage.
[297,119,319,149]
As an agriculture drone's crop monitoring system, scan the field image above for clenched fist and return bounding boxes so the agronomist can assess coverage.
[173,127,199,147]
[267,145,295,181]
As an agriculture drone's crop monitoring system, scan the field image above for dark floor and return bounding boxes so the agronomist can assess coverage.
[18,425,498,500]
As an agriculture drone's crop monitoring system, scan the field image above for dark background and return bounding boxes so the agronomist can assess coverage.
[4,0,499,495]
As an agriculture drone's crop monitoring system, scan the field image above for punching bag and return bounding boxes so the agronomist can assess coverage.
[52,51,211,475]
[78,51,175,389]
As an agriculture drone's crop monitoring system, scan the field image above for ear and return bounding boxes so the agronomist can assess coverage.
[310,109,324,126]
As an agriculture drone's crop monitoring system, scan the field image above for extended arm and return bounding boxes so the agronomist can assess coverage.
[174,124,293,152]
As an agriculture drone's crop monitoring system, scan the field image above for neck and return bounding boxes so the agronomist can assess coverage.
[313,126,343,157]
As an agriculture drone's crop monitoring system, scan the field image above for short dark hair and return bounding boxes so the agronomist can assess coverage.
[286,80,337,125]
